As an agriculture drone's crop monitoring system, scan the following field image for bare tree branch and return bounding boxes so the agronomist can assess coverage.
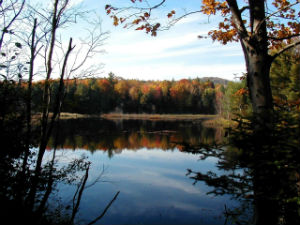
[271,40,300,62]
[113,0,166,11]
[86,191,120,225]
[0,0,25,51]
[69,18,108,77]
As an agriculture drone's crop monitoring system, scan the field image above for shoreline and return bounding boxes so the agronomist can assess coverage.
[32,112,233,127]
[100,113,217,121]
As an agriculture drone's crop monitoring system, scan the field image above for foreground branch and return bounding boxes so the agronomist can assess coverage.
[271,40,300,62]
[86,191,120,225]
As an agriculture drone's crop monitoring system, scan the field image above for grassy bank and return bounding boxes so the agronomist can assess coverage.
[58,112,99,119]
[32,112,235,128]
[202,116,236,128]
[31,112,101,123]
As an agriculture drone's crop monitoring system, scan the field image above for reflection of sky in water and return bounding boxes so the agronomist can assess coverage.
[45,148,238,225]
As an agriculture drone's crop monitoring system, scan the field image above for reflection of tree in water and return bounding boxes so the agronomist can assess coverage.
[47,119,221,157]
[184,112,300,225]
[0,119,119,225]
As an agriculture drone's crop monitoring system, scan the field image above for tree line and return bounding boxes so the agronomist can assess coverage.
[28,74,222,115]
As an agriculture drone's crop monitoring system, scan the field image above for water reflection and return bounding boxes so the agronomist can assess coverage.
[45,148,236,225]
[48,118,222,155]
[3,115,298,225]
[43,118,237,225]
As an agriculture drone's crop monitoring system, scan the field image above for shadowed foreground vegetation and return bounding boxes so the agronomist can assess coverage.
[1,0,300,224]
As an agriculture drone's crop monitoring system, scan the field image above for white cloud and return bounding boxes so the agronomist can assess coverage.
[122,171,202,194]
[103,25,245,80]
[105,42,242,64]
[104,61,245,81]
[106,31,204,56]
[175,13,208,26]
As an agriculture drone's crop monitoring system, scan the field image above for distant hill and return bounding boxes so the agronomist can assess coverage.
[200,77,229,85]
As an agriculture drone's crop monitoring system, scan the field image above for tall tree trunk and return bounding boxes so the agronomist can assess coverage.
[239,2,276,224]
[241,0,274,123]
[242,41,273,120]
[27,1,71,209]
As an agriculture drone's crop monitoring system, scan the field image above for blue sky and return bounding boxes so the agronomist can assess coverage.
[36,0,247,81]
[100,0,245,81]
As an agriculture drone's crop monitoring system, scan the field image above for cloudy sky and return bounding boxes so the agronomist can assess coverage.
[46,0,247,81]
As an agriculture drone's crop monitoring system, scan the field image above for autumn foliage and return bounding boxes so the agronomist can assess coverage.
[30,76,224,115]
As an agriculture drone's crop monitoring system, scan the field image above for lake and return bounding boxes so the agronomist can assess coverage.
[42,118,247,225]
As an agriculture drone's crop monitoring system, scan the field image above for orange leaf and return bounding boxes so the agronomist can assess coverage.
[132,19,141,24]
[113,16,119,26]
[136,26,145,30]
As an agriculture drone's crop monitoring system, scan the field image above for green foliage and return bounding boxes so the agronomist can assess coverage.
[222,80,251,119]
[202,88,216,114]
[270,48,300,109]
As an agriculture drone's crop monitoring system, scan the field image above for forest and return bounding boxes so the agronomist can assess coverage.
[29,75,221,114]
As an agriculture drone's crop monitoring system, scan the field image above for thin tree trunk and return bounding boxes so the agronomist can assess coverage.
[26,1,73,205]
[22,18,37,177]
[26,0,59,207]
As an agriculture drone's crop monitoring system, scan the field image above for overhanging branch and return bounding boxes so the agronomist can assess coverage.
[268,34,300,41]
[240,6,249,13]
[271,40,300,62]
[164,10,203,29]
[113,0,166,11]
[226,0,248,39]
[255,0,300,34]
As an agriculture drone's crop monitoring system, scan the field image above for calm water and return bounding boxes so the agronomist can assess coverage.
[43,119,244,225]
